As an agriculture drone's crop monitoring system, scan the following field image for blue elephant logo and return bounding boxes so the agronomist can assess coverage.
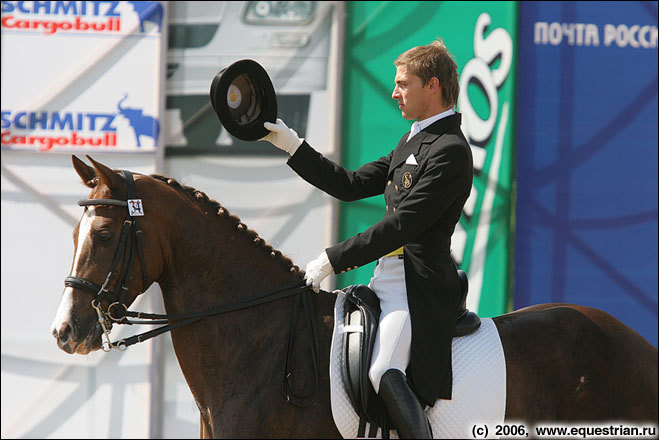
[127,1,163,33]
[117,94,160,147]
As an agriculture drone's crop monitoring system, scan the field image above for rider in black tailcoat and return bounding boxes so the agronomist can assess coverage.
[262,40,473,438]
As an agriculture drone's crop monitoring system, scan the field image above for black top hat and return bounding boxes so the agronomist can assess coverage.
[210,59,277,141]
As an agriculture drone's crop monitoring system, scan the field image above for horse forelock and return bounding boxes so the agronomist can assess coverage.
[149,174,303,278]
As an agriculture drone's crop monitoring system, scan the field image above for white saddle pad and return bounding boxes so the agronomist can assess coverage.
[330,291,506,439]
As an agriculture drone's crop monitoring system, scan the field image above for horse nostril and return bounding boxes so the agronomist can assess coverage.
[56,322,72,343]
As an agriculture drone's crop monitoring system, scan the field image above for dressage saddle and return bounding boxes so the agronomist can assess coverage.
[341,270,480,438]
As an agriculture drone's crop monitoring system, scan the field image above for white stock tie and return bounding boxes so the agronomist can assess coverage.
[407,123,420,142]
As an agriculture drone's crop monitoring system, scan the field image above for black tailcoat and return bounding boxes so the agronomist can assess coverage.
[287,113,473,406]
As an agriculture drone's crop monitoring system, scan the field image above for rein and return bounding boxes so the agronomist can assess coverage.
[64,170,320,407]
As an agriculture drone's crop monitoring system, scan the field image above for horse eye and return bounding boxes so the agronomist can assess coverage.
[98,230,113,241]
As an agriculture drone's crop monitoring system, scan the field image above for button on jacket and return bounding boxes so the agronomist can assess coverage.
[287,113,473,406]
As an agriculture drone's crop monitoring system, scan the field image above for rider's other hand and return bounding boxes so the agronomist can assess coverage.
[304,251,333,293]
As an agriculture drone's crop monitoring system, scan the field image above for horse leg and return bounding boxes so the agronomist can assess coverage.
[200,413,212,439]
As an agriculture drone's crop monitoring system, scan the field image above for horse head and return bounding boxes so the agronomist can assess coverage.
[51,155,164,354]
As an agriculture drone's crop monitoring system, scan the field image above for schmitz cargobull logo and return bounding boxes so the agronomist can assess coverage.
[0,1,162,35]
[1,93,160,151]
[0,109,118,150]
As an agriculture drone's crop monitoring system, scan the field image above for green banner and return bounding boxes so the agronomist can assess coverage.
[338,1,517,317]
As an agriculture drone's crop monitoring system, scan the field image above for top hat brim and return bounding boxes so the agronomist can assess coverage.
[210,59,277,142]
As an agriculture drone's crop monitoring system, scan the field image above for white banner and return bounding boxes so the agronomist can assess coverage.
[1,1,164,152]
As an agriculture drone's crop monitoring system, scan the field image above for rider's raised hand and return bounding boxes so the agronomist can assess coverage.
[261,118,304,155]
[304,250,334,293]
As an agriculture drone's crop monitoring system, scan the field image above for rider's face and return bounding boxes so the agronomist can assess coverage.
[392,66,433,121]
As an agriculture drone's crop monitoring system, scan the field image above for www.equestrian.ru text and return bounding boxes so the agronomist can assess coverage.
[471,422,657,439]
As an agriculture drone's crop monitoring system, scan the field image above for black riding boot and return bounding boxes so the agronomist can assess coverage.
[379,369,432,439]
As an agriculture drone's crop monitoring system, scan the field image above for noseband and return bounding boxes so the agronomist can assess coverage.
[63,170,318,406]
[64,170,150,351]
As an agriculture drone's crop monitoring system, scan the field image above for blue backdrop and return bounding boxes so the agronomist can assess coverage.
[515,1,658,346]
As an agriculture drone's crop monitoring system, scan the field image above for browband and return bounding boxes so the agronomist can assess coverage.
[78,199,128,207]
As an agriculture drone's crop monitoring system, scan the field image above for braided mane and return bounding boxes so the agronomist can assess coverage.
[150,174,303,277]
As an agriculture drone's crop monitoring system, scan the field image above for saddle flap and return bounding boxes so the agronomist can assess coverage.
[340,285,386,427]
[342,308,362,411]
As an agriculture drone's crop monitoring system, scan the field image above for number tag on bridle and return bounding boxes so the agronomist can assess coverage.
[127,199,144,216]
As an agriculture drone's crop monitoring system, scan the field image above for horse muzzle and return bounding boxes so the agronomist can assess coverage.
[51,319,104,354]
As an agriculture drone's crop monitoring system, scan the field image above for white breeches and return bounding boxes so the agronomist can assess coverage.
[367,256,412,393]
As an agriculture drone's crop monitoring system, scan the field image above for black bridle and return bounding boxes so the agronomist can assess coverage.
[64,170,319,407]
[65,170,151,349]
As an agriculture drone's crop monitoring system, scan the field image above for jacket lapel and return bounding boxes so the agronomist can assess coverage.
[390,133,424,172]
[389,113,462,171]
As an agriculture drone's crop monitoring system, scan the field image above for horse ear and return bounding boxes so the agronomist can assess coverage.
[72,155,96,188]
[86,155,123,190]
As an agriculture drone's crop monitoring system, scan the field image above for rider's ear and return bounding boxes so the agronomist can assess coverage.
[72,155,96,188]
[86,155,123,190]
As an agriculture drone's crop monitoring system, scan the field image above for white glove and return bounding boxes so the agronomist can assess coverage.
[261,118,304,155]
[304,250,334,293]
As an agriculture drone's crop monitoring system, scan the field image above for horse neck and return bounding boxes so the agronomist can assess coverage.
[155,193,306,333]
[153,190,337,436]
[157,204,300,311]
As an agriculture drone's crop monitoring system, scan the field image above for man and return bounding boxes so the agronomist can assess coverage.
[262,40,473,438]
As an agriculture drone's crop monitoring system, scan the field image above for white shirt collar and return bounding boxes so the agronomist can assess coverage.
[407,108,455,142]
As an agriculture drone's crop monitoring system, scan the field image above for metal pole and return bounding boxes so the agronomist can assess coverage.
[149,2,170,437]
[155,1,169,176]
[327,1,346,292]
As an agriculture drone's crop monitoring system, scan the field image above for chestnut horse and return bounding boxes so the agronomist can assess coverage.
[51,156,658,438]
